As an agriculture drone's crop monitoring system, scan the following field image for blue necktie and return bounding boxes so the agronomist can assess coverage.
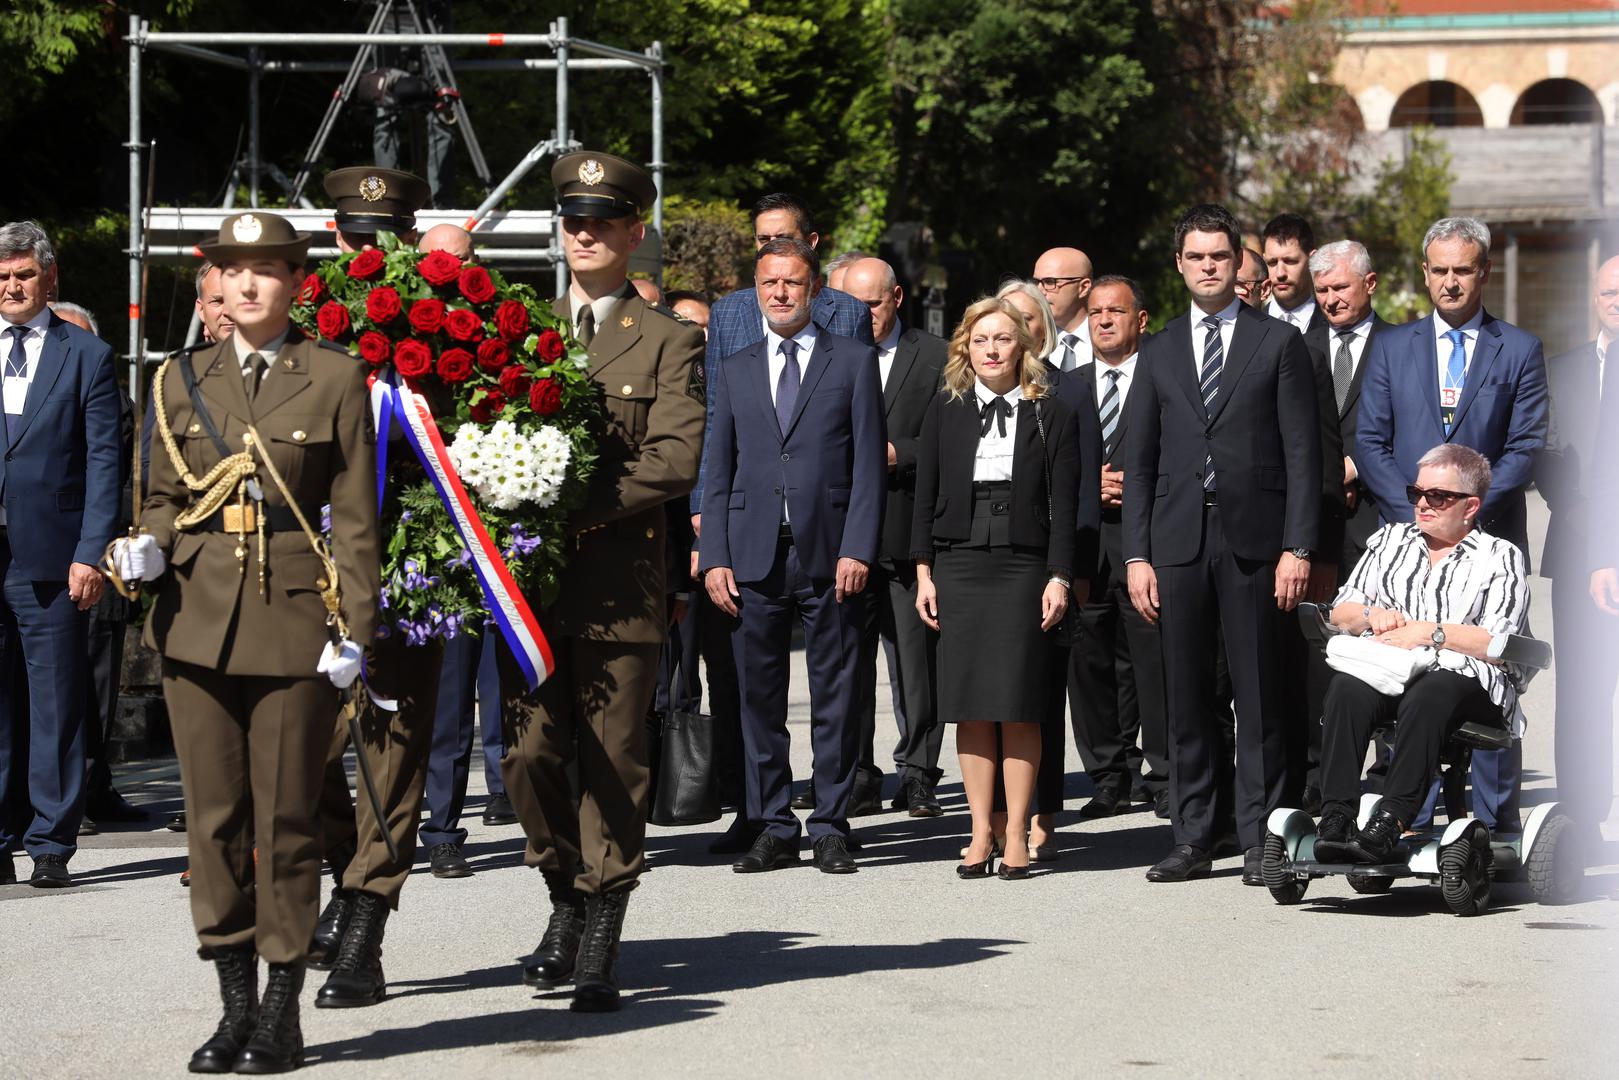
[1442,329,1466,435]
[775,338,801,434]
[1199,315,1222,491]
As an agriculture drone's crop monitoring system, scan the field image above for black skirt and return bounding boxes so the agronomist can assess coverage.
[933,482,1052,724]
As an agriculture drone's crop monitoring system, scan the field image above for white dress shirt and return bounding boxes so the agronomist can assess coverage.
[231,327,290,385]
[1267,296,1317,330]
[569,286,628,340]
[1433,308,1485,389]
[764,322,818,523]
[1,307,51,417]
[1054,321,1092,371]
[1091,352,1139,411]
[1188,298,1241,379]
[972,381,1021,482]
[877,322,903,390]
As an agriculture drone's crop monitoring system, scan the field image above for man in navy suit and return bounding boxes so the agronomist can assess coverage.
[1538,255,1619,827]
[700,238,886,875]
[0,221,122,888]
[1355,216,1549,831]
[693,194,876,851]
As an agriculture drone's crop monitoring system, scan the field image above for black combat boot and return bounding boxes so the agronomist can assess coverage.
[232,962,304,1074]
[314,891,389,1008]
[187,946,257,1074]
[571,888,632,1013]
[308,839,357,970]
[523,871,586,988]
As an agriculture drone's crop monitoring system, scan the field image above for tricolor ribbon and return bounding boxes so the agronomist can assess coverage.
[371,375,555,690]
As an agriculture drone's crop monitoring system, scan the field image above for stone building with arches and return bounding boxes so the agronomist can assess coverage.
[1324,1,1616,355]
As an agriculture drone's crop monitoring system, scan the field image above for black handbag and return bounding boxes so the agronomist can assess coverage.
[649,686,722,826]
[1032,399,1084,649]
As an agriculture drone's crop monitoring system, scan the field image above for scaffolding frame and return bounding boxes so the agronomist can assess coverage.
[125,15,667,376]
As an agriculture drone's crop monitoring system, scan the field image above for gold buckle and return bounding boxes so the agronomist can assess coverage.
[221,504,257,532]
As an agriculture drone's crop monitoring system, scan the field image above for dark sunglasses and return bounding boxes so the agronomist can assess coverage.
[1406,485,1474,510]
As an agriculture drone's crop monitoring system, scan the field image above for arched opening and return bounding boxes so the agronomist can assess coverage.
[1389,81,1484,128]
[1511,78,1602,125]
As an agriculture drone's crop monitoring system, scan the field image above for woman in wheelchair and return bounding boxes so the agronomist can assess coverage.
[1314,444,1531,864]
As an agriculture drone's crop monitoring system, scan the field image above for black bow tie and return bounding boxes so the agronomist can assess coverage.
[980,396,1012,437]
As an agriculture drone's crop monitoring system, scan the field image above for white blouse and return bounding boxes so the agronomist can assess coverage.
[971,382,1021,482]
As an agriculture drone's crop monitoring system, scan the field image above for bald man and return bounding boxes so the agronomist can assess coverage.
[825,250,869,292]
[419,223,474,262]
[1539,254,1619,826]
[631,277,664,306]
[1033,246,1094,371]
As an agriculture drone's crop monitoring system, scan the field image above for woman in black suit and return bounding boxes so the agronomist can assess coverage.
[912,297,1082,879]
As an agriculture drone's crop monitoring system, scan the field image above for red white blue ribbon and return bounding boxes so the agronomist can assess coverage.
[371,378,555,690]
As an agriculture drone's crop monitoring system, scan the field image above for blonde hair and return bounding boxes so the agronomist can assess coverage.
[943,296,1053,402]
[995,278,1058,360]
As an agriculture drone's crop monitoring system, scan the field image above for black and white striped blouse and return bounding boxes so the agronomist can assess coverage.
[1334,522,1533,734]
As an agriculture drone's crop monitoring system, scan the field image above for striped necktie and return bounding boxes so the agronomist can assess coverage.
[1200,315,1222,491]
[1098,368,1122,462]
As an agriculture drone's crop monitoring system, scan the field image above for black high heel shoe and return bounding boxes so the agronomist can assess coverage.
[996,862,1030,880]
[957,842,997,879]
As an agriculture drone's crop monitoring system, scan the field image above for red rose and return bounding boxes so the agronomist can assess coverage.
[536,328,565,361]
[475,338,509,372]
[346,249,386,280]
[436,347,474,383]
[315,300,351,340]
[529,378,562,416]
[393,339,433,379]
[365,286,403,324]
[498,364,531,399]
[469,388,506,423]
[418,249,462,287]
[443,307,485,342]
[495,300,530,341]
[458,265,497,305]
[299,273,324,304]
[408,298,446,335]
[357,331,392,366]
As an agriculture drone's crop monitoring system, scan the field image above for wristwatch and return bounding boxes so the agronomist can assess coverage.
[1431,624,1446,649]
[1289,547,1312,560]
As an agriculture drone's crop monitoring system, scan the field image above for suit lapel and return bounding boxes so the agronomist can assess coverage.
[1410,316,1445,439]
[739,339,781,444]
[1340,315,1384,419]
[1161,315,1203,418]
[587,290,644,378]
[249,335,314,419]
[9,318,71,448]
[946,392,980,483]
[197,338,255,425]
[883,329,920,415]
[1206,306,1265,425]
[783,333,835,438]
[1448,313,1503,435]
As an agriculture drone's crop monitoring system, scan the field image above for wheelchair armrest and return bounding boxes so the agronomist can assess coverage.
[1496,634,1551,671]
[1296,602,1345,649]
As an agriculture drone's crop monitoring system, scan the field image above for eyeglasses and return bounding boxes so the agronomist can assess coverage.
[1033,276,1086,291]
[1406,485,1474,510]
[1235,278,1267,290]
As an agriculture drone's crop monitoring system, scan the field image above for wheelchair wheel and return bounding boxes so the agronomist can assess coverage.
[1526,811,1583,905]
[1262,833,1308,905]
[1439,829,1492,916]
[1348,875,1394,895]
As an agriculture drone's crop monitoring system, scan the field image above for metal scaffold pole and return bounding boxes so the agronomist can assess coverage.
[554,17,570,299]
[127,15,143,392]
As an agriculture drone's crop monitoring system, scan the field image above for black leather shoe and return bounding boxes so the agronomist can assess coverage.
[789,785,815,811]
[428,843,473,879]
[315,891,389,1008]
[232,962,303,1074]
[996,861,1030,880]
[571,889,632,1013]
[1145,844,1212,882]
[167,811,188,832]
[904,777,943,818]
[78,819,99,836]
[308,888,354,970]
[1241,846,1264,886]
[86,787,149,823]
[29,854,72,888]
[1345,807,1405,864]
[1152,790,1171,819]
[1078,784,1129,819]
[523,872,586,988]
[188,946,257,1074]
[707,817,763,855]
[1312,809,1358,862]
[812,835,858,874]
[848,775,884,817]
[1301,784,1324,816]
[482,793,519,827]
[0,853,14,885]
[732,831,800,873]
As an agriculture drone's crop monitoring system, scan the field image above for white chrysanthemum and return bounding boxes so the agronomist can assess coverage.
[449,423,573,510]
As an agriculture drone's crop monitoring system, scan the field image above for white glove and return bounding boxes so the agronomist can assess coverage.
[317,638,364,689]
[110,534,166,582]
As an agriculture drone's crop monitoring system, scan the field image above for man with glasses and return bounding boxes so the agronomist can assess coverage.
[1236,248,1270,309]
[1355,216,1548,833]
[1033,247,1095,371]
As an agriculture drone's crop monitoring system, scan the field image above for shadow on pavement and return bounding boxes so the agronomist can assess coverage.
[307,930,1019,1065]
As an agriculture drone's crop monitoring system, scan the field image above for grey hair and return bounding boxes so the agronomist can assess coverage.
[1308,240,1373,277]
[1417,443,1492,502]
[49,301,99,337]
[0,221,57,271]
[194,260,217,298]
[824,250,869,277]
[994,278,1059,360]
[1422,217,1491,262]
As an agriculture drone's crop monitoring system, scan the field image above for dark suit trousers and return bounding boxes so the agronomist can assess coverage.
[1156,507,1288,851]
[859,559,942,784]
[1068,569,1169,796]
[733,536,864,842]
[83,599,129,798]
[1552,575,1619,824]
[421,631,507,850]
[0,535,88,859]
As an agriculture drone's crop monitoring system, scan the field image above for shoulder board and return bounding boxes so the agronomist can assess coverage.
[642,302,686,326]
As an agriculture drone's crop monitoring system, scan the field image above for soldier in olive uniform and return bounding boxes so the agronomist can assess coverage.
[501,152,704,1012]
[111,212,379,1073]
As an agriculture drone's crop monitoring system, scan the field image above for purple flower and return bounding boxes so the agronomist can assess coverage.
[447,547,474,571]
[320,503,332,534]
[507,524,543,557]
[401,510,414,523]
